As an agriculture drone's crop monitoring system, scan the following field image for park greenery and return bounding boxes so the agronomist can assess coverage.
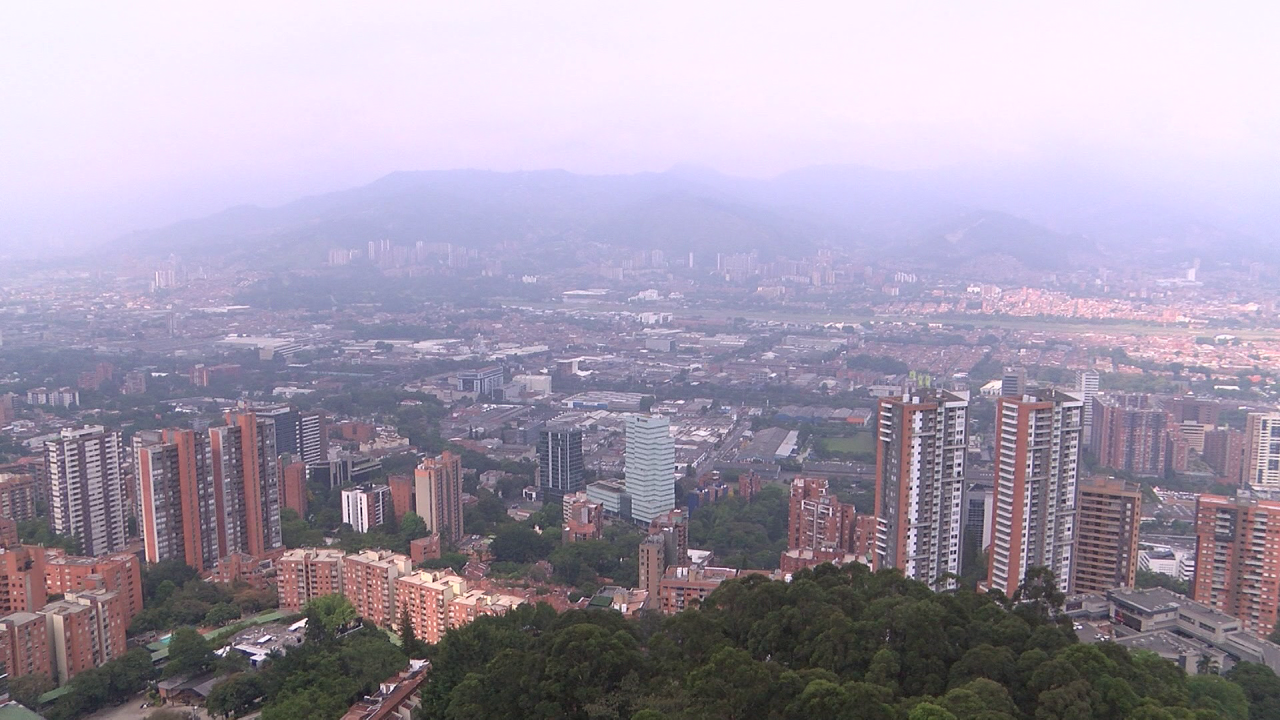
[686,484,790,569]
[206,596,407,720]
[38,648,157,720]
[129,561,276,635]
[417,563,1274,720]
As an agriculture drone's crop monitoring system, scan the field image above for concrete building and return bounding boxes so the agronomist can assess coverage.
[1092,394,1171,477]
[414,452,463,545]
[343,550,412,628]
[307,455,382,489]
[43,589,126,684]
[658,565,740,614]
[789,477,857,556]
[1071,476,1142,595]
[1193,491,1280,639]
[277,547,346,611]
[44,426,129,557]
[342,485,392,534]
[282,462,307,517]
[1203,429,1246,485]
[1076,370,1100,447]
[624,415,675,524]
[339,661,430,720]
[1000,367,1027,398]
[585,480,631,519]
[961,482,993,554]
[638,535,666,602]
[874,389,969,588]
[394,571,521,644]
[0,547,46,615]
[44,552,143,621]
[1244,412,1280,488]
[0,611,50,680]
[984,389,1083,597]
[0,474,38,522]
[1107,587,1280,675]
[562,492,604,543]
[537,425,584,499]
[136,429,218,570]
[209,412,283,558]
[455,366,504,396]
[388,475,414,522]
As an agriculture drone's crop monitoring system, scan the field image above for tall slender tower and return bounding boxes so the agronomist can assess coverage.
[209,413,281,557]
[1076,370,1099,448]
[983,389,1083,597]
[625,415,676,524]
[44,426,129,556]
[874,388,969,588]
[136,429,218,569]
[415,451,464,544]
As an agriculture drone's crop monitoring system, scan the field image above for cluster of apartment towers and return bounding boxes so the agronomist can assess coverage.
[869,369,1280,641]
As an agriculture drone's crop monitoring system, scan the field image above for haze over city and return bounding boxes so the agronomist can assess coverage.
[3,2,1279,254]
[4,5,1280,720]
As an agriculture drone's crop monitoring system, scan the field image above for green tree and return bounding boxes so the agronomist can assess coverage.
[489,525,555,563]
[306,593,357,640]
[163,627,215,679]
[1187,675,1248,720]
[204,602,242,627]
[909,702,959,720]
[9,673,55,709]
[399,608,425,658]
[1224,662,1280,720]
[206,673,266,719]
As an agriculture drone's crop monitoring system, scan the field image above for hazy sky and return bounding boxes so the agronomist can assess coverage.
[2,2,1278,252]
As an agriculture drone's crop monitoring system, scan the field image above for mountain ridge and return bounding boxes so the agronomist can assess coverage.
[115,163,1280,271]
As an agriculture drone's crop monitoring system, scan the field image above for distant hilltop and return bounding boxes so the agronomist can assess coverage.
[114,163,1280,272]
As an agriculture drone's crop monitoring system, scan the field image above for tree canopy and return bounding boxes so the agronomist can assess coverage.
[416,563,1269,720]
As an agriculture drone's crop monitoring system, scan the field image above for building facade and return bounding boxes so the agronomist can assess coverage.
[1192,492,1280,639]
[874,389,969,588]
[0,611,50,680]
[209,412,282,558]
[1092,394,1171,477]
[1202,429,1246,485]
[44,426,129,556]
[342,550,413,628]
[414,452,463,545]
[1071,476,1142,595]
[984,389,1083,597]
[342,485,392,534]
[277,547,346,611]
[624,415,675,524]
[537,425,584,499]
[1244,412,1280,488]
[136,429,218,569]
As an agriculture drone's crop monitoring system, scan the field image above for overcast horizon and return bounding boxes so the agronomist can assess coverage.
[3,2,1279,256]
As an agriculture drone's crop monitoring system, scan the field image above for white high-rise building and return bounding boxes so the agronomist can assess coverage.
[983,389,1083,597]
[44,426,129,556]
[874,389,969,589]
[624,415,675,524]
[342,484,391,533]
[1076,370,1100,448]
[1244,412,1280,488]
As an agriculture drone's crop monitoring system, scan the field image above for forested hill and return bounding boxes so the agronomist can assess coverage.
[419,563,1277,720]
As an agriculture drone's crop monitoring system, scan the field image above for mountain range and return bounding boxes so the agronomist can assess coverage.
[117,161,1280,273]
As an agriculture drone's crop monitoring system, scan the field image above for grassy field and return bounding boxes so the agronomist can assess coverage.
[819,433,875,455]
[510,299,1280,341]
